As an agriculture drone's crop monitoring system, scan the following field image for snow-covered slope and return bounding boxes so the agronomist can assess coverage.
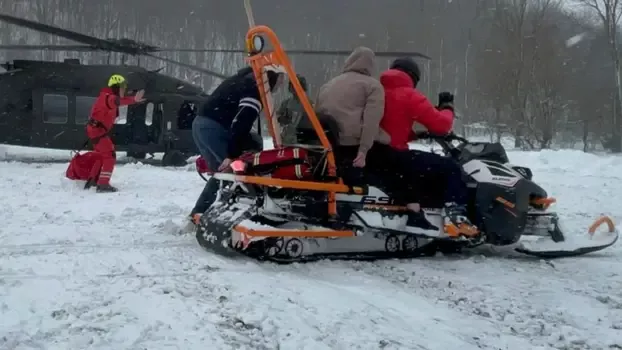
[0,144,621,349]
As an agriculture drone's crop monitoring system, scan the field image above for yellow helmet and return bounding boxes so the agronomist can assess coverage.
[108,74,126,87]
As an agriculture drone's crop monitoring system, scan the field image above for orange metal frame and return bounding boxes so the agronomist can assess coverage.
[235,25,346,217]
[234,224,355,238]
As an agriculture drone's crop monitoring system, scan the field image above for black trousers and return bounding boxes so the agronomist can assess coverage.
[334,143,406,200]
[335,143,467,206]
[393,149,468,206]
[334,145,363,184]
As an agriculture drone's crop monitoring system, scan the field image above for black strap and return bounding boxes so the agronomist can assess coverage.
[75,139,90,153]
[74,119,110,154]
[104,94,122,109]
[87,119,109,131]
[197,168,210,182]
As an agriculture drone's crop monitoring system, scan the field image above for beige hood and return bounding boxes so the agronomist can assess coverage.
[342,46,375,76]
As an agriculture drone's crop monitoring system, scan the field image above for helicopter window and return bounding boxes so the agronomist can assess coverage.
[116,106,128,124]
[75,96,97,124]
[145,102,154,126]
[177,101,197,130]
[42,94,68,124]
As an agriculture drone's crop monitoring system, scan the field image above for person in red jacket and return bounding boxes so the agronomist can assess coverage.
[86,74,145,193]
[379,57,479,238]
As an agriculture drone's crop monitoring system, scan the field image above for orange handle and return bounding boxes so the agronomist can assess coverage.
[587,216,616,235]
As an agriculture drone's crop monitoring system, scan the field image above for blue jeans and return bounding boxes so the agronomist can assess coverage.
[191,116,230,215]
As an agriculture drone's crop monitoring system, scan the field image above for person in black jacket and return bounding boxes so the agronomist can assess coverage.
[276,74,308,145]
[189,65,286,223]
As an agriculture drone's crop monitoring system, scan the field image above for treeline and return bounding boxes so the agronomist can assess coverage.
[1,0,621,152]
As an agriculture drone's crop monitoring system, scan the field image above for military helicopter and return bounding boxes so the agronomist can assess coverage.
[0,12,429,166]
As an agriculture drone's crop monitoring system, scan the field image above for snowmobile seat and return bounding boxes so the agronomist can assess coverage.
[294,113,343,180]
[294,114,394,192]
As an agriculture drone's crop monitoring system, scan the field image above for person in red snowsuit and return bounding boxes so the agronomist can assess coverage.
[378,57,478,237]
[86,74,145,192]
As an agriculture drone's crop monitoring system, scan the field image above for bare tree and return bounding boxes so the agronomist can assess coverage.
[576,0,622,152]
[0,0,617,150]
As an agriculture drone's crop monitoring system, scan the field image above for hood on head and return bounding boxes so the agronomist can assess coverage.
[343,46,375,76]
[380,69,416,89]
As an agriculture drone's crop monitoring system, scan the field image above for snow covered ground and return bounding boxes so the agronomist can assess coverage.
[0,144,169,164]
[1,142,621,350]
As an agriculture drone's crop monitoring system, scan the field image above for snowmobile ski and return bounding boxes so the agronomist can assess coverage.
[515,216,618,258]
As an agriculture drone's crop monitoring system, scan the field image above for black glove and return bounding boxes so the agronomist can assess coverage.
[278,110,292,124]
[437,92,454,111]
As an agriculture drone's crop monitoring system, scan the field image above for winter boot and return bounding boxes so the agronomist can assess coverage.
[180,213,202,234]
[188,213,202,226]
[84,178,96,190]
[96,184,118,193]
[405,203,440,232]
[442,203,479,239]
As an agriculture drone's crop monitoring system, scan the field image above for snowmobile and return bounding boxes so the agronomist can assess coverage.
[195,24,618,263]
[196,130,619,262]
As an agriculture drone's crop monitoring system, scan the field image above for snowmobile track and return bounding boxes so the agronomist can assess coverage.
[196,234,458,265]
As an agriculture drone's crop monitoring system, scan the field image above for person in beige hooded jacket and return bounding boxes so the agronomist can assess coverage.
[315,46,390,168]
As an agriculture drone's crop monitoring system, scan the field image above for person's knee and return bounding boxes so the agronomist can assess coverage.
[206,141,227,164]
[194,137,210,157]
[432,154,457,170]
[442,160,466,184]
[447,159,463,174]
[100,150,115,160]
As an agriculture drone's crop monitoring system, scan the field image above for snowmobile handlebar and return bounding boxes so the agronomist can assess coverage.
[414,131,468,143]
[414,131,469,157]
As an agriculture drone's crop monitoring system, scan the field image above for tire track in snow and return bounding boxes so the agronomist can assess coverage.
[0,244,260,282]
[0,210,198,257]
[0,240,196,257]
[340,256,622,350]
[0,270,214,281]
[1,272,277,350]
[268,248,622,349]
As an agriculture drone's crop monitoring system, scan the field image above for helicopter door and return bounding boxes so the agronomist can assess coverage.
[148,102,162,146]
[31,89,80,150]
[128,102,148,157]
[109,103,140,149]
[109,101,157,157]
[109,104,130,146]
[172,98,198,154]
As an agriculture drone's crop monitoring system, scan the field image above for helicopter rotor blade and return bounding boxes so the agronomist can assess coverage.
[288,49,431,59]
[154,47,430,59]
[0,41,432,60]
[0,44,96,51]
[0,12,430,80]
[155,48,237,53]
[0,13,142,54]
[0,13,229,80]
[143,53,227,79]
